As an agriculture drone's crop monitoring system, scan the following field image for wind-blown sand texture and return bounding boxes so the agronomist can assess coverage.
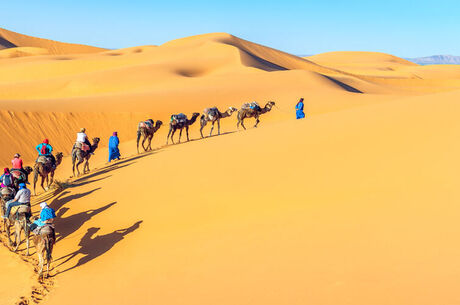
[1,28,460,305]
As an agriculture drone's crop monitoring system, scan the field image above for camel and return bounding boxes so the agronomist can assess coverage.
[200,106,238,138]
[11,166,33,189]
[33,152,63,196]
[237,101,276,130]
[1,199,31,255]
[136,119,163,153]
[166,112,200,144]
[32,225,55,279]
[71,137,100,177]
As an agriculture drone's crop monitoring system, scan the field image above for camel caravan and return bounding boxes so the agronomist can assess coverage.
[135,100,275,147]
[0,99,276,279]
[0,128,98,279]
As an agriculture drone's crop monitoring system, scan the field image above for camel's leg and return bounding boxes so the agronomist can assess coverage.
[49,171,55,188]
[13,221,21,252]
[178,128,183,143]
[33,174,38,196]
[166,127,173,145]
[37,249,44,279]
[6,222,13,246]
[200,120,207,138]
[254,115,260,128]
[240,118,246,130]
[170,129,176,144]
[41,175,46,192]
[147,134,153,151]
[217,119,221,135]
[25,218,30,256]
[186,126,190,141]
[209,121,215,137]
[84,159,89,174]
[142,135,147,152]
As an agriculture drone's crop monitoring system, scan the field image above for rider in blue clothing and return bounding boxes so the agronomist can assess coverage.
[35,139,56,168]
[30,202,56,233]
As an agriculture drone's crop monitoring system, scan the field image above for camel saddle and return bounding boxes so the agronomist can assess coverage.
[205,107,219,120]
[140,120,154,129]
[171,113,187,124]
[10,169,25,181]
[75,142,90,152]
[10,204,31,216]
[33,223,55,236]
[37,155,53,166]
[1,187,15,197]
[242,102,261,111]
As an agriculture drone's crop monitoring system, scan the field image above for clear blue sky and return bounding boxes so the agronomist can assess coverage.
[3,0,459,57]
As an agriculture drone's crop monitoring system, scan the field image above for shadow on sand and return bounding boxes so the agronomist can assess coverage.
[55,201,117,242]
[55,220,142,274]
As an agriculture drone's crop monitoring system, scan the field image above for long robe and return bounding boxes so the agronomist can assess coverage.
[108,136,120,162]
[296,101,305,119]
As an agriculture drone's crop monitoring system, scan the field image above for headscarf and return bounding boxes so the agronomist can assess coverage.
[3,168,9,174]
[113,132,118,136]
[14,153,20,158]
[19,183,26,189]
[43,139,49,144]
[40,202,48,209]
[80,128,86,133]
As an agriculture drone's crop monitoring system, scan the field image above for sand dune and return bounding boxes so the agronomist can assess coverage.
[0,28,106,55]
[1,29,460,305]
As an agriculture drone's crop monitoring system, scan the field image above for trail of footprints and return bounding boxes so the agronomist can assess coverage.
[0,233,55,304]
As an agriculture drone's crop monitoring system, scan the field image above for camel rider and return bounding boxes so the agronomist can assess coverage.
[2,183,31,219]
[11,153,29,183]
[0,168,15,188]
[76,128,93,153]
[36,139,56,168]
[30,202,56,237]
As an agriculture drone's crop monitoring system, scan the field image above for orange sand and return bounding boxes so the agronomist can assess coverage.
[1,28,460,305]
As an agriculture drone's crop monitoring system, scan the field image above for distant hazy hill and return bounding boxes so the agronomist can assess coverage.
[406,55,460,65]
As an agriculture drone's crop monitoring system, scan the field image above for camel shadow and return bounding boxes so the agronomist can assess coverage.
[49,187,102,212]
[55,220,142,274]
[163,130,237,147]
[69,149,162,187]
[55,201,116,242]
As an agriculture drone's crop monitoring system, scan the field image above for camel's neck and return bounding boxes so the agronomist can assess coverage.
[261,106,272,114]
[91,143,98,153]
[188,116,198,124]
[220,111,232,118]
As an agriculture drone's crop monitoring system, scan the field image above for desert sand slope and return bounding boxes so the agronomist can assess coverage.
[23,89,459,305]
[308,51,460,92]
[0,245,36,304]
[0,32,405,166]
[0,28,106,55]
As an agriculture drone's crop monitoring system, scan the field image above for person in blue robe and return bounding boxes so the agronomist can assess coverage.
[296,98,305,119]
[108,132,121,162]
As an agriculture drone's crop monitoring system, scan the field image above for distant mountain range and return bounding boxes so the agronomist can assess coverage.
[405,55,460,65]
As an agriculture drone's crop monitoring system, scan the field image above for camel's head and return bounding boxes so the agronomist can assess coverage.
[192,112,200,118]
[55,152,64,165]
[24,166,33,174]
[267,101,276,108]
[93,137,101,145]
[228,107,238,114]
[155,120,163,127]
